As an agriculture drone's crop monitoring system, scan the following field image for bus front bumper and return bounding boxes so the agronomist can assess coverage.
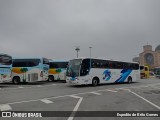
[66,77,82,85]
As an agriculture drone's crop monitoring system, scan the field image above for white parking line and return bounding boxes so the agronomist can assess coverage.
[51,84,57,86]
[116,85,149,90]
[18,86,24,89]
[4,83,160,106]
[69,95,82,99]
[68,95,83,120]
[90,92,101,95]
[0,104,12,111]
[0,83,59,91]
[40,99,54,104]
[150,86,160,90]
[125,89,160,110]
[106,89,118,92]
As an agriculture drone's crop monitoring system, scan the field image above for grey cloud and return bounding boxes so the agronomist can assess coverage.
[0,0,160,61]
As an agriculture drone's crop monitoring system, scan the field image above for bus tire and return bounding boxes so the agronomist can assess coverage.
[92,78,99,87]
[48,76,54,82]
[127,77,132,84]
[13,77,20,84]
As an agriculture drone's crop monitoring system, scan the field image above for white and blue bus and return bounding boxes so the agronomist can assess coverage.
[66,58,140,86]
[48,60,68,81]
[12,58,49,84]
[0,54,12,83]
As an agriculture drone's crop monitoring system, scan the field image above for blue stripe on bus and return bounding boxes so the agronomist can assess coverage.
[115,69,132,83]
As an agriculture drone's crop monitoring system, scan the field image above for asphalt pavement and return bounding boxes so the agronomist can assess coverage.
[0,78,160,120]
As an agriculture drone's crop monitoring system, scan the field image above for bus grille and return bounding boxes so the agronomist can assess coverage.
[28,73,38,82]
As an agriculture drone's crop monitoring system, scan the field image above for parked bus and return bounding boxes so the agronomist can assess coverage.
[12,58,49,84]
[66,58,140,86]
[154,67,160,78]
[48,60,68,81]
[0,54,12,83]
[140,65,149,79]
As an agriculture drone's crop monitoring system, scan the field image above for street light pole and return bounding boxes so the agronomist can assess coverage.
[75,47,80,58]
[89,47,92,70]
[89,47,92,58]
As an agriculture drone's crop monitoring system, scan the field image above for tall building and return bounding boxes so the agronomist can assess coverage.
[138,45,160,68]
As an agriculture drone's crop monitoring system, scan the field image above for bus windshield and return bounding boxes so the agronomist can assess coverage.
[0,54,12,65]
[66,59,82,77]
[13,59,40,67]
[43,58,49,65]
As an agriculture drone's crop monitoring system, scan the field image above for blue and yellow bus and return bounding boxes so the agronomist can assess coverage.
[48,60,68,81]
[12,58,49,84]
[0,54,12,83]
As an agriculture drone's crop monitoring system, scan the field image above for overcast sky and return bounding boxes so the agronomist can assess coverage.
[0,0,160,61]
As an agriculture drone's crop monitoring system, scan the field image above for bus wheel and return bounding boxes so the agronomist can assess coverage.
[127,77,132,84]
[48,76,54,82]
[92,78,98,87]
[13,77,20,84]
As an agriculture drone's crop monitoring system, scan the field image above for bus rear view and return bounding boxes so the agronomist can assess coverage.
[0,54,12,83]
[48,60,68,81]
[12,58,49,84]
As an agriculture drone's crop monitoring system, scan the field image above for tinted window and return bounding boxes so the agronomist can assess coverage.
[43,58,49,65]
[100,60,109,68]
[80,59,90,76]
[91,59,109,68]
[66,59,81,77]
[87,58,139,70]
[0,54,12,65]
[116,62,123,69]
[134,64,139,70]
[13,59,40,67]
[127,63,139,70]
[50,62,68,68]
[108,61,116,69]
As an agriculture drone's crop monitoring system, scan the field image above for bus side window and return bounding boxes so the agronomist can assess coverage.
[116,62,123,69]
[101,60,108,68]
[80,59,90,76]
[109,61,115,69]
[134,64,139,70]
[105,61,109,68]
[109,62,112,69]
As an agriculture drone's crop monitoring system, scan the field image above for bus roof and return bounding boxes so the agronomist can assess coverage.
[0,53,12,57]
[13,57,48,60]
[49,60,68,62]
[70,57,139,64]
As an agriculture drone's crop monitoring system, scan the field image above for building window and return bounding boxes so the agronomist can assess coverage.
[144,53,154,65]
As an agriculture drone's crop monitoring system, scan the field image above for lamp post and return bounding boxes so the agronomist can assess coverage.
[89,47,92,58]
[89,47,92,70]
[75,47,80,58]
